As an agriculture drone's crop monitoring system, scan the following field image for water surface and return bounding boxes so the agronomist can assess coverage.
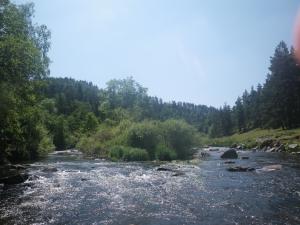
[1,150,300,225]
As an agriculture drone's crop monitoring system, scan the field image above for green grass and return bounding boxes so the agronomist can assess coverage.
[203,128,300,149]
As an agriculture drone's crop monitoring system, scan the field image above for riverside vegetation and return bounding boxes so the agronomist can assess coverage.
[1,1,300,165]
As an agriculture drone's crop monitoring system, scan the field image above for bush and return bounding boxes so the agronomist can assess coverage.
[76,135,108,157]
[126,121,161,159]
[109,145,124,159]
[109,146,149,161]
[161,119,197,159]
[123,147,149,161]
[155,145,177,161]
[37,125,55,156]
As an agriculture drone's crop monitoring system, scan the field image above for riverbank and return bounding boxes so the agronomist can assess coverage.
[203,128,300,152]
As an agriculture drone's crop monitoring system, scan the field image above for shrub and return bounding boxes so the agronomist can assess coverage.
[161,119,197,159]
[123,147,149,161]
[109,146,149,161]
[155,145,177,161]
[126,121,161,159]
[109,145,124,159]
[37,125,55,156]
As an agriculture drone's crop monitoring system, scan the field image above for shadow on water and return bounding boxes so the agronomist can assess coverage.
[1,150,300,225]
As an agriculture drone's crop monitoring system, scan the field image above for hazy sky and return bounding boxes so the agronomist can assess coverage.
[15,0,300,107]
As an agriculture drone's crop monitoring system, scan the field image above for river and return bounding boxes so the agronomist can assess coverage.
[1,149,300,225]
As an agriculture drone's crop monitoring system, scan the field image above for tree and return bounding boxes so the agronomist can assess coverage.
[0,1,51,162]
[84,112,99,132]
[262,41,300,129]
[53,117,68,150]
[234,97,245,132]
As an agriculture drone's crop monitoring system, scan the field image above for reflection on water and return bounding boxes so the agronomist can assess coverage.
[1,150,300,225]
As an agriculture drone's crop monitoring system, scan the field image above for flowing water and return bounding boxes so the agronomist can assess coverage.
[1,149,300,225]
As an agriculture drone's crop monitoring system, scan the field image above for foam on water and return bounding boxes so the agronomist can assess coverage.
[1,152,300,224]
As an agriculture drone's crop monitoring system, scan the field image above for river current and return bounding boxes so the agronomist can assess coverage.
[1,149,300,225]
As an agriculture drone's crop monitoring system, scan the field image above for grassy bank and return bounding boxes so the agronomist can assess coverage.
[203,128,300,150]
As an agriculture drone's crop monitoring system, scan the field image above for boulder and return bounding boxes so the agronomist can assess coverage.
[266,147,276,153]
[236,144,245,150]
[224,161,235,164]
[241,156,249,160]
[172,171,185,177]
[256,138,275,148]
[230,143,238,148]
[288,144,298,151]
[0,173,29,185]
[220,149,238,159]
[227,166,255,172]
[157,167,173,172]
[209,148,219,152]
[42,167,58,173]
[198,151,210,158]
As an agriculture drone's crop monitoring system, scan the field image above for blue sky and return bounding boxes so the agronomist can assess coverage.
[15,0,300,107]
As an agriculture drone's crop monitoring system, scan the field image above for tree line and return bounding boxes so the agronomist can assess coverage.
[1,1,300,163]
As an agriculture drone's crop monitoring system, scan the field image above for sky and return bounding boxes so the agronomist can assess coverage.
[15,0,300,107]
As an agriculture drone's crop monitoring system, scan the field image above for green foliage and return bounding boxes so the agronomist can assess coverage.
[0,0,51,163]
[126,121,160,159]
[37,125,55,156]
[155,145,177,161]
[53,117,69,150]
[109,146,149,161]
[76,119,197,161]
[161,119,197,159]
[205,128,300,149]
[84,112,99,132]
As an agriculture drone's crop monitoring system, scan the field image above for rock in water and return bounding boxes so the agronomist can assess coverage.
[156,167,173,171]
[241,156,249,160]
[221,149,238,159]
[172,171,185,177]
[224,161,236,164]
[288,144,298,151]
[227,166,255,172]
[0,173,29,185]
[42,167,58,173]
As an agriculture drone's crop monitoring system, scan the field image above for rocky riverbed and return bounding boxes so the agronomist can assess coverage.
[1,148,300,225]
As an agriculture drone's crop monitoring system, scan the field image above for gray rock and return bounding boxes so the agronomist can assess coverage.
[227,166,255,172]
[172,171,185,177]
[230,143,238,148]
[224,161,236,164]
[241,156,249,160]
[266,147,276,152]
[288,144,298,150]
[0,173,29,185]
[256,138,276,149]
[221,149,238,159]
[157,167,173,172]
[198,151,210,158]
[42,167,58,173]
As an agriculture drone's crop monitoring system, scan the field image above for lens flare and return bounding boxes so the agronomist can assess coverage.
[293,8,300,63]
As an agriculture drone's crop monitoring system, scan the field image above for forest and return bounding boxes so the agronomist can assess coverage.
[1,1,300,163]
